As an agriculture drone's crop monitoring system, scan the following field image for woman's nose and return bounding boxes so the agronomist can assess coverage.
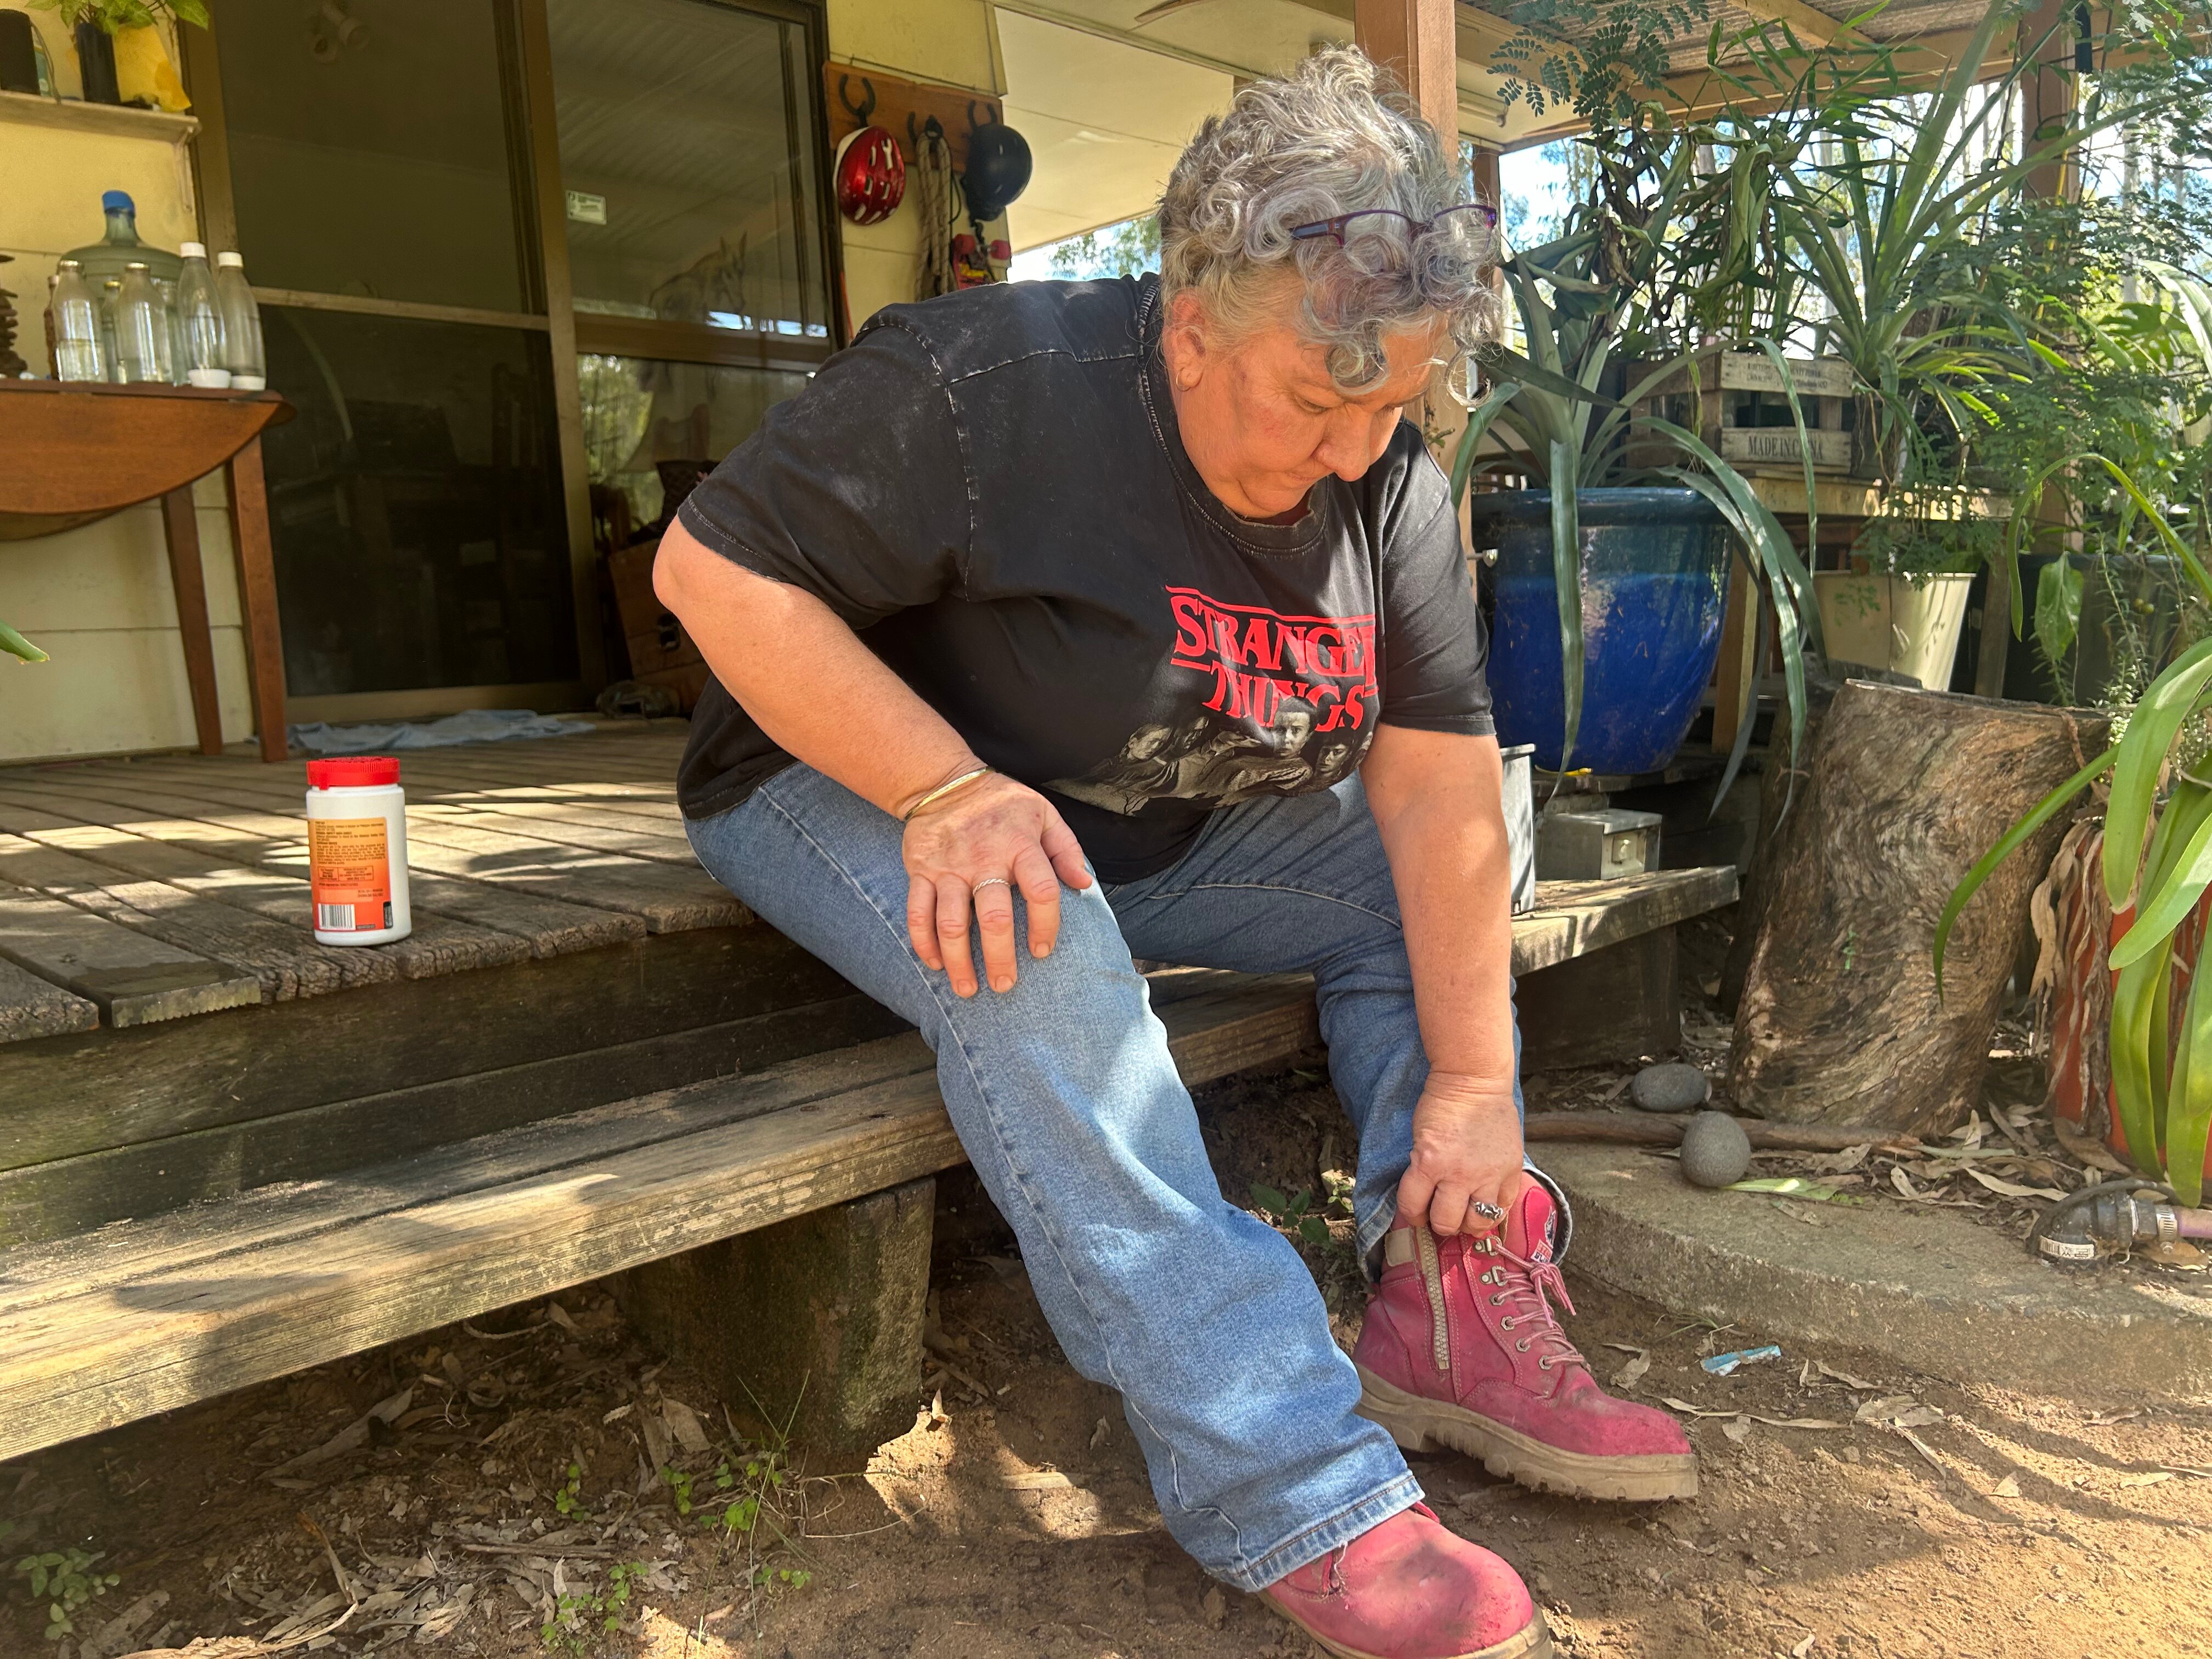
[1316,406,1391,481]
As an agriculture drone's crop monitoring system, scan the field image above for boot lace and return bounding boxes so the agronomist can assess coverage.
[1467,1237,1586,1373]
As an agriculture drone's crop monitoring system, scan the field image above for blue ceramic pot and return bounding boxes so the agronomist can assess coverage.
[1472,488,1732,776]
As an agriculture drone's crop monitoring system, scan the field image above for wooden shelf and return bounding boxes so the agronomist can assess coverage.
[1747,475,2013,521]
[0,87,198,144]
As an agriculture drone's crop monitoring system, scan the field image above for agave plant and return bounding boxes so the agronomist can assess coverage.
[1938,469,2212,1201]
[1453,121,1822,784]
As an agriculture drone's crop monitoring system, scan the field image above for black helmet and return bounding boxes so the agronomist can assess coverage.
[962,117,1032,221]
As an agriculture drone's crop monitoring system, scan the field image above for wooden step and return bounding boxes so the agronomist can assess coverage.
[0,969,1318,1463]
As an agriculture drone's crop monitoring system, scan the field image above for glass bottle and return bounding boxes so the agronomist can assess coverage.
[213,251,264,390]
[99,278,122,382]
[50,259,103,382]
[174,242,228,388]
[113,262,166,384]
[157,277,182,383]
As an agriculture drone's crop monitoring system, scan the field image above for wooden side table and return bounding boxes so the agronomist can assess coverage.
[0,381,295,762]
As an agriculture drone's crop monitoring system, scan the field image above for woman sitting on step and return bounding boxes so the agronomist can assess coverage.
[655,47,1692,1659]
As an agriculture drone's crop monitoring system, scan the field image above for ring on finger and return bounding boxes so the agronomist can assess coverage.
[973,876,1011,893]
[1471,1200,1505,1222]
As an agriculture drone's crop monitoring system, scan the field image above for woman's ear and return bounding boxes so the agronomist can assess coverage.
[1164,291,1210,391]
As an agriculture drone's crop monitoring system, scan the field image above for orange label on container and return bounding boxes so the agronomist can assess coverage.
[309,816,390,931]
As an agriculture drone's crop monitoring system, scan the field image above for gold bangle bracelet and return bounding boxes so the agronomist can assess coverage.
[902,765,995,821]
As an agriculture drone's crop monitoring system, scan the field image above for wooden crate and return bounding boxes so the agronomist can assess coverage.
[1630,349,1856,475]
[608,539,710,710]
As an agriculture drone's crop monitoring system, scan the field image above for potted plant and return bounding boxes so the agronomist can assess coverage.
[29,0,203,110]
[1813,507,1990,690]
[1455,102,1821,780]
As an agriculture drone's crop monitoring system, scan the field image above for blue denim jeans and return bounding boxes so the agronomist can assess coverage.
[687,764,1529,1590]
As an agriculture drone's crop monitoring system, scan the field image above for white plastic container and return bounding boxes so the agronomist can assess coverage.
[305,755,411,945]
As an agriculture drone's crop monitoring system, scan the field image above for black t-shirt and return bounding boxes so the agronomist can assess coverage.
[675,274,1494,883]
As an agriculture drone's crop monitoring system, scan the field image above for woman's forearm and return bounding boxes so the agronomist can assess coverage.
[1362,725,1517,1088]
[654,521,979,816]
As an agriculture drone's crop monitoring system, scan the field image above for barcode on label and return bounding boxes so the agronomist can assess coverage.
[317,903,356,930]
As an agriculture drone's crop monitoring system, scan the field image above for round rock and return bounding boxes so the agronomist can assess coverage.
[1679,1110,1753,1189]
[1630,1062,1711,1113]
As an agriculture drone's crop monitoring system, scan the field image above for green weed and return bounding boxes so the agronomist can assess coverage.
[538,1558,650,1651]
[1250,1182,1352,1248]
[552,1462,584,1519]
[13,1549,120,1641]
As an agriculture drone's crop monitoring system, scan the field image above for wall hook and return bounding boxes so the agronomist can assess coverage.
[837,74,877,124]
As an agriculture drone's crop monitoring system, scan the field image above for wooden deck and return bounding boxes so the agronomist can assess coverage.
[0,720,1736,1252]
[0,719,726,1041]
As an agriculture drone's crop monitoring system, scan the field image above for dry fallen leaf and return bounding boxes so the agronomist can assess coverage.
[1962,1167,2068,1201]
[1201,1585,1228,1630]
[1722,1416,1753,1443]
[1792,1637,1817,1659]
[661,1398,711,1455]
[1662,1397,1739,1419]
[1606,1344,1652,1391]
[1817,1361,1881,1390]
[1991,1473,2022,1498]
[2120,1471,2176,1488]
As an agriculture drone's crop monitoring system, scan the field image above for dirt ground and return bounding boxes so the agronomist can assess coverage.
[8,946,2212,1658]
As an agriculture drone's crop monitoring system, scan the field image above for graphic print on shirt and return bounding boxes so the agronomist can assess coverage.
[1049,586,1379,817]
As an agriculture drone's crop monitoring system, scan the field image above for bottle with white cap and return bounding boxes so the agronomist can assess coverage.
[213,251,265,390]
[174,242,229,388]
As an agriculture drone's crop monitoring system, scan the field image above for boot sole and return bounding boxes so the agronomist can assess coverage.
[1356,1368,1699,1503]
[1264,1596,1554,1659]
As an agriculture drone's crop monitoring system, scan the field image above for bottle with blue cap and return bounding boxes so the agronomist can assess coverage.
[63,190,180,288]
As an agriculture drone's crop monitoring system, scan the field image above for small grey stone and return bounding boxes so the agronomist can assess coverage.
[1632,1062,1711,1113]
[1679,1110,1753,1189]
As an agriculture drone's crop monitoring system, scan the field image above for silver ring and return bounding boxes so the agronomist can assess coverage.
[1471,1200,1505,1222]
[972,877,1011,893]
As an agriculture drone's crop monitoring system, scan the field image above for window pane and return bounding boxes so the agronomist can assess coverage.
[579,355,809,531]
[261,308,578,696]
[550,0,831,337]
[214,0,527,313]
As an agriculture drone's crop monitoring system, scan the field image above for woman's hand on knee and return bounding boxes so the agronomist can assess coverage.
[903,772,1093,997]
[1396,1074,1529,1238]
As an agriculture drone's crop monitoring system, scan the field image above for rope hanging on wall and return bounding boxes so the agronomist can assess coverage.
[913,116,957,301]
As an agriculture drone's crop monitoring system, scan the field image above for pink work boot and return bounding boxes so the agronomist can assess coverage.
[1353,1184,1697,1503]
[1262,1503,1550,1659]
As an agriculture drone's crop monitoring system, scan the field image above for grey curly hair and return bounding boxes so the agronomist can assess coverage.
[1158,47,1497,399]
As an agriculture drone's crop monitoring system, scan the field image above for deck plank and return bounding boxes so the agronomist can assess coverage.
[1514,868,1739,974]
[0,792,528,981]
[0,883,259,1027]
[0,1074,963,1458]
[0,948,101,1044]
[0,970,1323,1458]
[0,775,645,960]
[109,762,746,933]
[0,833,387,1002]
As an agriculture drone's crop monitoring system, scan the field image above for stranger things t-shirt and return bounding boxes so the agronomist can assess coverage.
[674,273,1495,883]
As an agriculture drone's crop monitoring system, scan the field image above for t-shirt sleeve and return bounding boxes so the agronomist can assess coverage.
[1376,435,1496,736]
[674,319,970,627]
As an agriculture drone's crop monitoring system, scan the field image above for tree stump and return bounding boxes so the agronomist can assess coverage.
[1718,673,1841,1016]
[1730,682,2103,1133]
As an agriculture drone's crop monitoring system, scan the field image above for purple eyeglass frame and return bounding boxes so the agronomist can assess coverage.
[1288,204,1500,245]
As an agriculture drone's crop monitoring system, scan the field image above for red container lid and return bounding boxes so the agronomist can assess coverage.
[306,755,400,789]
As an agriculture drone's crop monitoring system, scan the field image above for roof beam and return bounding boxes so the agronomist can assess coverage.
[1734,0,1842,47]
